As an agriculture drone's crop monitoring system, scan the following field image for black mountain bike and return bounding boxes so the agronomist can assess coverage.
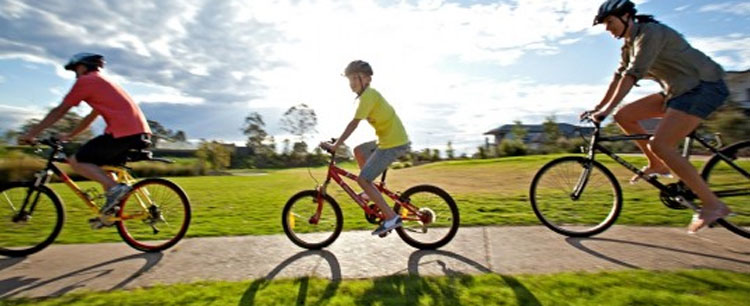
[529,117,749,238]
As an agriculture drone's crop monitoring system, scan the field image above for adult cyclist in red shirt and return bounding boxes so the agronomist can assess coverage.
[19,53,152,225]
[583,0,731,233]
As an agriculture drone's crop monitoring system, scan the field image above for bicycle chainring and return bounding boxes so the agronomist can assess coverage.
[365,204,381,224]
[659,182,695,210]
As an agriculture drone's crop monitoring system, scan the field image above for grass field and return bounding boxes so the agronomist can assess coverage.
[0,154,737,245]
[1,269,748,305]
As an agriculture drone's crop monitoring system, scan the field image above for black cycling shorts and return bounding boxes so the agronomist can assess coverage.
[75,133,151,166]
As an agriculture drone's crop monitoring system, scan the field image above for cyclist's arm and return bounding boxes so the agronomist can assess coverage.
[593,74,622,111]
[66,109,99,140]
[332,119,361,150]
[21,103,75,140]
[599,74,636,115]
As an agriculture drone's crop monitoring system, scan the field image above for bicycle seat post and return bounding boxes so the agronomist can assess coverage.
[682,135,694,159]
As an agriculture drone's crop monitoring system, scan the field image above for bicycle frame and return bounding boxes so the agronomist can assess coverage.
[574,121,750,204]
[311,153,420,224]
[23,141,153,223]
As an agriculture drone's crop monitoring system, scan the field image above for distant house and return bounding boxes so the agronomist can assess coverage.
[484,123,594,150]
[726,69,750,110]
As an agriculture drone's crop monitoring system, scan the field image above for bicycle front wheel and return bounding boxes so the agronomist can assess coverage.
[282,190,343,249]
[701,140,750,238]
[530,156,622,237]
[394,185,459,250]
[0,182,64,257]
[116,178,191,252]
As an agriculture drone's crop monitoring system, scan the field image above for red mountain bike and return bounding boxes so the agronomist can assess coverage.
[282,142,459,250]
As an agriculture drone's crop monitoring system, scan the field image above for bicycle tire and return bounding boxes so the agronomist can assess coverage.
[529,156,623,237]
[0,182,65,257]
[394,185,459,250]
[116,178,191,252]
[282,190,343,249]
[700,140,750,238]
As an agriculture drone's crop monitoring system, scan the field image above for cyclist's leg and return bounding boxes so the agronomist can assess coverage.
[353,141,376,168]
[357,143,410,222]
[612,93,669,176]
[649,81,730,232]
[69,135,119,189]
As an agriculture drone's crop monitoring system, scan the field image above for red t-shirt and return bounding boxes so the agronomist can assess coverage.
[62,72,151,138]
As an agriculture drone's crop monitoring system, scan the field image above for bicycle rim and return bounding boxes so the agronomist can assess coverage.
[395,185,459,249]
[117,179,191,252]
[0,183,64,257]
[282,190,342,249]
[530,157,622,237]
[703,141,750,238]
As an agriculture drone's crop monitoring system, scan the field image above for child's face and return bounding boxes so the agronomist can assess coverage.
[346,73,369,93]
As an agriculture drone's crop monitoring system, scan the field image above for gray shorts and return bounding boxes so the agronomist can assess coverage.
[356,141,410,182]
[666,80,728,119]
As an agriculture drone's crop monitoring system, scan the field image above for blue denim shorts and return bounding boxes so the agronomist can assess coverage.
[357,141,410,182]
[666,80,729,119]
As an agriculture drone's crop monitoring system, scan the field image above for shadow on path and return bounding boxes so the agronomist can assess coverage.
[239,250,340,306]
[565,237,750,269]
[399,249,540,306]
[0,257,24,272]
[0,252,163,298]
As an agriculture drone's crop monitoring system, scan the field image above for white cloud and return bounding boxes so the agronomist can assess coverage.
[688,34,750,71]
[699,2,750,15]
[0,104,45,133]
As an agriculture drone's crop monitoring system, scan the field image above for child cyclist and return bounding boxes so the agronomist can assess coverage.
[19,53,152,226]
[320,60,411,236]
[583,0,731,233]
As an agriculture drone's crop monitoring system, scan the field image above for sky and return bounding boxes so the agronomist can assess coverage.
[1,0,749,154]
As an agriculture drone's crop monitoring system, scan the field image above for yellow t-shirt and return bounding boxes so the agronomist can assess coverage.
[354,87,409,149]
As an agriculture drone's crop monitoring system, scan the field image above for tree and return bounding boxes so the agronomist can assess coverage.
[511,120,527,141]
[280,104,317,142]
[706,99,750,145]
[242,112,271,155]
[147,120,187,147]
[196,141,232,171]
[18,111,94,142]
[542,115,563,153]
[446,141,455,160]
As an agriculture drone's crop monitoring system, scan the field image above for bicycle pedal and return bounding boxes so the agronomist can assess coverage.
[378,229,393,238]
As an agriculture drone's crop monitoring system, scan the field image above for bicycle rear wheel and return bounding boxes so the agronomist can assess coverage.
[116,178,191,252]
[394,185,459,250]
[530,156,622,237]
[0,182,64,257]
[282,190,343,249]
[701,140,750,238]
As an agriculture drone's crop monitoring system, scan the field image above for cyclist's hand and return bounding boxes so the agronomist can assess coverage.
[319,141,335,154]
[579,110,595,121]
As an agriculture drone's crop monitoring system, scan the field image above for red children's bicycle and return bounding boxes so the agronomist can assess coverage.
[281,142,459,250]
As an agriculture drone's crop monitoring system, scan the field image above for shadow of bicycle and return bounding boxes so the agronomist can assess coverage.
[565,237,750,269]
[403,249,541,306]
[0,257,25,272]
[239,250,340,306]
[0,252,163,299]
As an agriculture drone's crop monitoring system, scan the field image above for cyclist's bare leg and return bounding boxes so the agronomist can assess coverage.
[68,156,117,190]
[648,109,731,232]
[357,176,397,219]
[353,146,368,168]
[613,93,670,176]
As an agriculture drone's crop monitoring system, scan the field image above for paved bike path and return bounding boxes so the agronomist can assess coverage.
[1,226,748,299]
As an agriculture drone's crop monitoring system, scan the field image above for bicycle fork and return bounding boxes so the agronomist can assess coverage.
[571,161,593,201]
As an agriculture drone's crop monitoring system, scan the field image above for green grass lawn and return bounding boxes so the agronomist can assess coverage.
[1,269,748,305]
[3,154,742,245]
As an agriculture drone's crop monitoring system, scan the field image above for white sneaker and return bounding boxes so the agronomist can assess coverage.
[101,184,131,214]
[372,216,402,236]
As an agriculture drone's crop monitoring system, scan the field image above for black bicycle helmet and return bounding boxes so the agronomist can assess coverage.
[64,52,105,71]
[343,60,373,76]
[593,0,636,25]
